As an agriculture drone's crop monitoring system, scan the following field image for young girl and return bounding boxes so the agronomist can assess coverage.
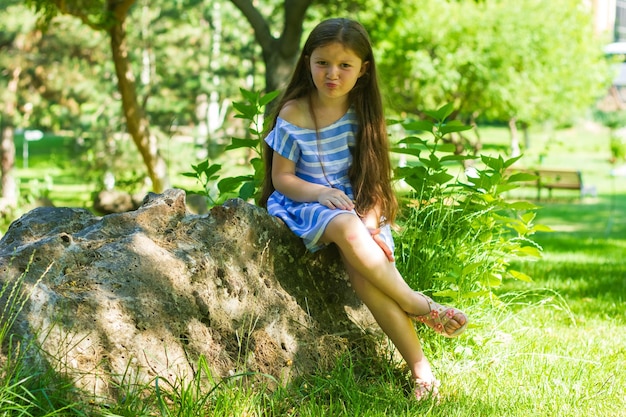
[260,17,468,401]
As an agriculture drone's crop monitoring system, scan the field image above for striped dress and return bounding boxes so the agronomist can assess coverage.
[265,109,358,252]
[265,108,395,254]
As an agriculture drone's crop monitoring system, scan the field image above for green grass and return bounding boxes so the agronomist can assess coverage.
[3,122,626,415]
[247,192,626,417]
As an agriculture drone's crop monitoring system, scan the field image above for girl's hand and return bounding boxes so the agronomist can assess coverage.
[368,228,395,262]
[317,188,355,211]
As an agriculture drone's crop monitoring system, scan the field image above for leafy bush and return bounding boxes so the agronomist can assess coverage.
[186,93,545,304]
[392,104,547,303]
[183,88,279,205]
[610,134,626,162]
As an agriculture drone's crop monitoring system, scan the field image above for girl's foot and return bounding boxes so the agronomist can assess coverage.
[414,378,440,402]
[407,293,468,338]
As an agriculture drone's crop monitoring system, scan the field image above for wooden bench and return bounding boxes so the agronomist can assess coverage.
[507,168,584,200]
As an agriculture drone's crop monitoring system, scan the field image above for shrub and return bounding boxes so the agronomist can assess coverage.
[183,88,279,205]
[392,104,547,303]
[186,94,545,304]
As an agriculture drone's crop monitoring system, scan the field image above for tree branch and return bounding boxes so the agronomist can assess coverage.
[280,0,312,56]
[230,0,274,51]
[47,0,100,29]
[108,0,136,22]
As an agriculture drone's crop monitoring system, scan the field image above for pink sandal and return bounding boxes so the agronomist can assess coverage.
[414,378,440,402]
[407,294,468,338]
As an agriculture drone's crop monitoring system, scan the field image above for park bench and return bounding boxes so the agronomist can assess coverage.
[507,168,584,200]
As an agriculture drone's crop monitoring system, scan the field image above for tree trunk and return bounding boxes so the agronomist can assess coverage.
[108,1,170,193]
[231,0,312,94]
[509,117,521,158]
[522,122,530,151]
[0,67,20,211]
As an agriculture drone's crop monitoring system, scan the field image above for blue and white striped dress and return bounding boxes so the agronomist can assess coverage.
[265,109,358,252]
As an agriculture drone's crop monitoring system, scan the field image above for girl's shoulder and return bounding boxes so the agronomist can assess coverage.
[278,98,314,129]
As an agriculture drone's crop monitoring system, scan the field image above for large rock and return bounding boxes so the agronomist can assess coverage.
[0,189,377,399]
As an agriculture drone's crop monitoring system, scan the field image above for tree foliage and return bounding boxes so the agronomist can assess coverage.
[230,0,311,95]
[370,0,611,127]
[0,0,616,207]
[24,0,173,193]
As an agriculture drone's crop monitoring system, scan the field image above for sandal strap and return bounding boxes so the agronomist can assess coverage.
[407,294,468,338]
[414,378,440,401]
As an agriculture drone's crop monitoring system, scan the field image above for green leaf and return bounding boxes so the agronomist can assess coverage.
[425,103,454,121]
[217,175,252,194]
[465,173,495,190]
[487,272,503,287]
[503,154,525,168]
[419,156,441,170]
[434,143,457,153]
[250,157,264,172]
[439,123,473,135]
[481,154,505,171]
[491,212,509,222]
[232,102,257,119]
[461,262,482,276]
[239,87,258,103]
[259,90,280,107]
[193,159,209,173]
[509,221,529,235]
[514,246,542,257]
[403,176,428,192]
[506,201,538,210]
[440,154,477,162]
[238,181,256,200]
[203,164,222,178]
[403,120,434,132]
[397,136,429,146]
[521,212,536,224]
[226,138,258,151]
[430,171,455,185]
[195,163,221,179]
[432,289,459,299]
[508,269,534,282]
[508,172,538,183]
[533,224,553,232]
[391,147,422,157]
[496,183,521,193]
[394,166,419,178]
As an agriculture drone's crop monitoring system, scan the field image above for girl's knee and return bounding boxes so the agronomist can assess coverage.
[328,213,360,231]
[324,213,366,244]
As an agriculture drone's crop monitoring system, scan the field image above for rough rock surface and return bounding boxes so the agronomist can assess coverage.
[0,189,378,400]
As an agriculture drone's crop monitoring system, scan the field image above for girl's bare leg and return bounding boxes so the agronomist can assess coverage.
[322,213,466,334]
[342,258,435,382]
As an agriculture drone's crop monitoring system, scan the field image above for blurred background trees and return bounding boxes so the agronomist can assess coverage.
[0,0,613,212]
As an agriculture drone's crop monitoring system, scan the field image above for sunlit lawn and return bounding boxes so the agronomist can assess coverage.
[4,122,626,416]
[249,194,626,417]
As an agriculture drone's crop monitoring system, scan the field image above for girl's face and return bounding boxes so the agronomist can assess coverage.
[309,42,369,103]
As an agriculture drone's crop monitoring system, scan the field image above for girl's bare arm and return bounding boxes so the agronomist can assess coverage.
[271,152,354,211]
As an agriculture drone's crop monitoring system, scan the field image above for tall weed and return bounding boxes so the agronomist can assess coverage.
[0,255,45,344]
[185,93,546,304]
[0,258,84,416]
[392,104,549,302]
[183,88,279,205]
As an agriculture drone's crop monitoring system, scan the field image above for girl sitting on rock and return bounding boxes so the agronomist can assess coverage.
[260,17,468,401]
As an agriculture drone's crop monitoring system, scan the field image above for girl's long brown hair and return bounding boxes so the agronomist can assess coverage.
[260,18,398,225]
